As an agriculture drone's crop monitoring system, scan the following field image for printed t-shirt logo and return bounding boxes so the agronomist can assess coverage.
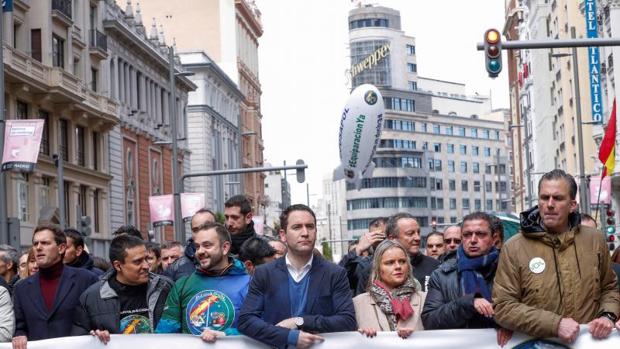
[185,290,235,335]
[120,314,151,334]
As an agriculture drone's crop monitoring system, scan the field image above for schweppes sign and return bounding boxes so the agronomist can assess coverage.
[349,44,390,80]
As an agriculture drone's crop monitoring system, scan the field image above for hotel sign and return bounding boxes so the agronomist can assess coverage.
[349,44,390,80]
[585,0,602,123]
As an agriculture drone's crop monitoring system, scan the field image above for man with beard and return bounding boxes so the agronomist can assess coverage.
[493,169,619,343]
[156,222,250,343]
[72,235,172,343]
[164,209,216,281]
[63,229,103,276]
[224,195,257,255]
[355,213,439,295]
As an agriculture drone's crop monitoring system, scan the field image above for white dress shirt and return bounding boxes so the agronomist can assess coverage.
[285,254,314,283]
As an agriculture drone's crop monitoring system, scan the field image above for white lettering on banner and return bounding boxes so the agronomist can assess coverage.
[1,327,617,349]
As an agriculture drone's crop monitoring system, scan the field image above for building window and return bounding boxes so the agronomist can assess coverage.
[91,67,98,92]
[92,132,99,170]
[52,34,65,68]
[39,110,50,155]
[436,198,444,210]
[38,176,51,213]
[16,173,29,222]
[433,143,441,152]
[472,146,479,156]
[459,145,467,155]
[461,180,468,191]
[59,119,69,161]
[450,217,457,224]
[433,124,441,134]
[460,161,468,173]
[482,129,490,139]
[485,181,493,192]
[76,126,85,167]
[421,123,427,133]
[473,162,480,174]
[475,199,482,211]
[450,198,457,210]
[407,63,417,73]
[447,144,455,153]
[126,148,136,226]
[471,128,478,138]
[349,18,389,29]
[474,180,481,192]
[31,29,42,62]
[433,159,442,171]
[484,147,492,157]
[462,199,470,210]
[94,189,100,233]
[486,199,493,211]
[151,158,161,195]
[458,127,466,137]
[16,101,28,119]
[449,179,456,191]
[448,160,455,173]
[406,44,416,55]
[408,81,417,91]
[383,97,415,112]
[78,185,87,218]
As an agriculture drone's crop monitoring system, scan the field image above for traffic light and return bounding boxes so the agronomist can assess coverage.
[484,29,502,78]
[296,159,306,183]
[431,219,437,232]
[79,216,92,236]
[606,208,615,235]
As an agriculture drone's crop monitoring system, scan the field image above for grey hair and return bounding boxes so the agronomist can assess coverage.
[0,245,19,272]
[368,239,415,291]
[385,212,417,239]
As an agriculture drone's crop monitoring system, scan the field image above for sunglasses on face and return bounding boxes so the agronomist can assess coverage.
[444,238,462,244]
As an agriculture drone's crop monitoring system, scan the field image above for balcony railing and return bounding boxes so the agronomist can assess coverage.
[89,29,107,52]
[52,0,72,20]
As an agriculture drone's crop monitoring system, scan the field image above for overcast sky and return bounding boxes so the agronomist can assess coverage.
[255,0,509,206]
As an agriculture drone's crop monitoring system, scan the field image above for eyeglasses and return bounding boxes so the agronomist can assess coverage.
[444,238,462,244]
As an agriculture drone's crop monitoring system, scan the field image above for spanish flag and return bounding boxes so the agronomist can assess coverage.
[599,99,617,178]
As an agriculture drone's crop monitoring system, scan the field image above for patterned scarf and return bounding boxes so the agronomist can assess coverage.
[456,245,499,301]
[369,278,416,330]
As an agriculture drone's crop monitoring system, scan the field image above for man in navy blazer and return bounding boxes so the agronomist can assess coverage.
[238,204,356,349]
[12,224,98,349]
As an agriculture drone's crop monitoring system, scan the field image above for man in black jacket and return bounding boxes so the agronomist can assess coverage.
[64,229,104,276]
[72,235,172,343]
[224,195,258,256]
[163,208,216,281]
[422,212,503,331]
[355,213,439,295]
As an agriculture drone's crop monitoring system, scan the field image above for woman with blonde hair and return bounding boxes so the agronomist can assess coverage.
[354,239,426,339]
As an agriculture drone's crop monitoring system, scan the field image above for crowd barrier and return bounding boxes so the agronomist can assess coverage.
[0,326,617,348]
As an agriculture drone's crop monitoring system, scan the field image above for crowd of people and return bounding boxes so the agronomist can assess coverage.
[0,170,618,349]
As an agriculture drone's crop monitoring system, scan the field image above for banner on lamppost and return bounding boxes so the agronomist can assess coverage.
[180,192,205,222]
[1,119,45,172]
[585,0,603,123]
[590,176,612,205]
[149,194,174,227]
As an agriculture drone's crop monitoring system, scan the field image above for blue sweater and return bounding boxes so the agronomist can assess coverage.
[287,273,310,345]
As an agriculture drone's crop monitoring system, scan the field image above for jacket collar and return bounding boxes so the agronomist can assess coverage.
[99,271,161,299]
[520,206,581,249]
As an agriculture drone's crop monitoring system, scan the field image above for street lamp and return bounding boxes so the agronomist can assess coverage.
[550,26,588,214]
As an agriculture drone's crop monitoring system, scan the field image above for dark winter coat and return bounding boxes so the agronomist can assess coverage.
[421,254,498,330]
[71,272,172,334]
[163,239,197,282]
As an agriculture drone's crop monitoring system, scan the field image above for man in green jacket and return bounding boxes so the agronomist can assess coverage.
[493,169,619,343]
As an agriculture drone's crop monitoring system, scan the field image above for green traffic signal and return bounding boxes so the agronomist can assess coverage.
[488,60,501,74]
[606,225,616,235]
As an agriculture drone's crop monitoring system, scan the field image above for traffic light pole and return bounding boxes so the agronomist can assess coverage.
[478,34,620,214]
[179,162,308,193]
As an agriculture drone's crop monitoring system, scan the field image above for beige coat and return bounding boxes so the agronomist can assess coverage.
[353,291,426,331]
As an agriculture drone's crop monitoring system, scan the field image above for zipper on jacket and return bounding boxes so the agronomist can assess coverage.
[572,243,581,279]
[551,246,563,307]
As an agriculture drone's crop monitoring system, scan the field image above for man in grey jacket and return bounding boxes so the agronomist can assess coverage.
[72,235,172,343]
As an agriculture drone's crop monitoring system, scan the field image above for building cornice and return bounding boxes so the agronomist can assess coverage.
[235,0,263,37]
[182,62,244,100]
[187,104,239,131]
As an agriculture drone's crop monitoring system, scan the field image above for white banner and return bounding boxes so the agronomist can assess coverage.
[0,327,617,349]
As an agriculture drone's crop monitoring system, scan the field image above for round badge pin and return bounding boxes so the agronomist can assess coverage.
[529,257,546,274]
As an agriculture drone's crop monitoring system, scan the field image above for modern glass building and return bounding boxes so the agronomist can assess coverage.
[345,4,512,238]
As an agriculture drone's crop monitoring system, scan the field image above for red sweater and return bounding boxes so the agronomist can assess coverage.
[39,261,64,311]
